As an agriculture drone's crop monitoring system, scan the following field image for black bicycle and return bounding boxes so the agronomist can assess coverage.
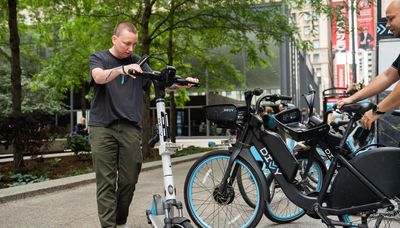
[184,88,400,227]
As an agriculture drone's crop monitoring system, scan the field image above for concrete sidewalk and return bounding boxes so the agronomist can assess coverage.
[0,152,208,204]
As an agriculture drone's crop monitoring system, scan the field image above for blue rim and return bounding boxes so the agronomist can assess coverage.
[187,155,261,228]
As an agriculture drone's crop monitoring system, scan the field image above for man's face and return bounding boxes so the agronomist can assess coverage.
[386,2,400,38]
[112,29,138,58]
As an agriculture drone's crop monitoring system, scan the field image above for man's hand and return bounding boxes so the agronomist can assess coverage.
[336,97,354,109]
[165,77,199,93]
[183,77,199,88]
[361,110,380,130]
[125,63,143,79]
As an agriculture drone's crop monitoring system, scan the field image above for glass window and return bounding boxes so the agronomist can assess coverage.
[313,53,320,62]
[303,26,311,36]
[314,67,321,77]
[313,39,320,48]
[303,12,311,21]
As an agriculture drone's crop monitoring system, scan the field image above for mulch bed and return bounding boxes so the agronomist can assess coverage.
[0,155,93,189]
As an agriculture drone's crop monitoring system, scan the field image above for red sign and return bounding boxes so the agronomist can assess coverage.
[357,1,376,50]
[331,1,350,52]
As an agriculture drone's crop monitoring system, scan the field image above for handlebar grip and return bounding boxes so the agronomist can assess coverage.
[254,88,263,96]
[126,55,151,75]
[279,95,292,101]
[331,120,349,129]
[127,69,135,75]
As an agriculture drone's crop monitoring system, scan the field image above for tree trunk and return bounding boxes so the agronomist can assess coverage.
[8,0,22,115]
[140,0,153,159]
[13,143,24,172]
[8,0,24,171]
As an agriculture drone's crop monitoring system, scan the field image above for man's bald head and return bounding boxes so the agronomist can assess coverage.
[386,0,400,38]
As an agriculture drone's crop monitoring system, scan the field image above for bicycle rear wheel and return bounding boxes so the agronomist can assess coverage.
[184,150,265,228]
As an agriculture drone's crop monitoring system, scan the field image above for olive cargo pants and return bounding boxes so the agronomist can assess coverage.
[90,121,142,228]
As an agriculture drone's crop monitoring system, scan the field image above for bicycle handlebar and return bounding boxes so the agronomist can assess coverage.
[129,68,200,88]
[255,94,292,115]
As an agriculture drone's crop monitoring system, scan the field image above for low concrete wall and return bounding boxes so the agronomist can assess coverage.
[0,136,230,156]
[0,138,67,155]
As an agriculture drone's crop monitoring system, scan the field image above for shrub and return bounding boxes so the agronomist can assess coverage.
[7,173,49,187]
[0,111,56,172]
[64,134,91,160]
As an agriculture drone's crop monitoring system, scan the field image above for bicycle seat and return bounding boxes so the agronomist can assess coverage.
[341,102,374,115]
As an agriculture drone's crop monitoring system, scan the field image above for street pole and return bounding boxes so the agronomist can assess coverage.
[205,69,209,136]
[351,0,357,83]
[70,87,74,133]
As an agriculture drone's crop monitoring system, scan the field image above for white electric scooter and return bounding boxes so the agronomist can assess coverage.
[130,56,197,228]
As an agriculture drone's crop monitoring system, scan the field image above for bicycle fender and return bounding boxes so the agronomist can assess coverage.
[236,147,270,201]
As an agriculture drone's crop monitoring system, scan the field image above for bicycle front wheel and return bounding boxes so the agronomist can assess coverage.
[184,150,265,228]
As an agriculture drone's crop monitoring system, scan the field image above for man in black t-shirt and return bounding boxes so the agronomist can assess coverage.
[337,0,400,130]
[89,21,197,228]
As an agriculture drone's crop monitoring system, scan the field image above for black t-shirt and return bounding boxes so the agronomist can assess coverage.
[88,50,152,128]
[391,54,400,77]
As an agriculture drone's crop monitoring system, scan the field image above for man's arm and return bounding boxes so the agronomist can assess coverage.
[338,66,399,106]
[376,81,400,113]
[92,63,143,85]
[91,66,125,84]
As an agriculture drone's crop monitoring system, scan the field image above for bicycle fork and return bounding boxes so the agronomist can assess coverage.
[217,144,245,196]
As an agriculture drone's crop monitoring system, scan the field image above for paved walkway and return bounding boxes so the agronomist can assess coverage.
[0,152,325,228]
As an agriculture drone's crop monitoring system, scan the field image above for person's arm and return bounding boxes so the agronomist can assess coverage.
[361,83,400,130]
[165,77,199,92]
[376,82,400,113]
[92,63,143,85]
[337,66,399,107]
[91,66,125,84]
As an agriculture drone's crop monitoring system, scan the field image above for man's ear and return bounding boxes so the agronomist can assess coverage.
[111,35,117,45]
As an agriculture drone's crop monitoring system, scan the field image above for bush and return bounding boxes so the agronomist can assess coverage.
[0,111,56,172]
[64,134,91,160]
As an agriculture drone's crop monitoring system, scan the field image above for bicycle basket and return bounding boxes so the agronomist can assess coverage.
[275,108,329,141]
[204,104,238,129]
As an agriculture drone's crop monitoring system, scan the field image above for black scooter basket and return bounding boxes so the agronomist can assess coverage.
[204,104,238,129]
[274,108,329,141]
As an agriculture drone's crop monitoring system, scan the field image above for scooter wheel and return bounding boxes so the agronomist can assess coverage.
[172,221,193,228]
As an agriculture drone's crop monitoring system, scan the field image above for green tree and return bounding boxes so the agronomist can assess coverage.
[28,0,351,158]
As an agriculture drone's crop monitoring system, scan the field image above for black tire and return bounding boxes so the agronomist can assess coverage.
[184,150,265,228]
[172,221,193,228]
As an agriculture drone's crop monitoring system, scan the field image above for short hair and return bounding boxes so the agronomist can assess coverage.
[264,106,274,114]
[113,21,137,36]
